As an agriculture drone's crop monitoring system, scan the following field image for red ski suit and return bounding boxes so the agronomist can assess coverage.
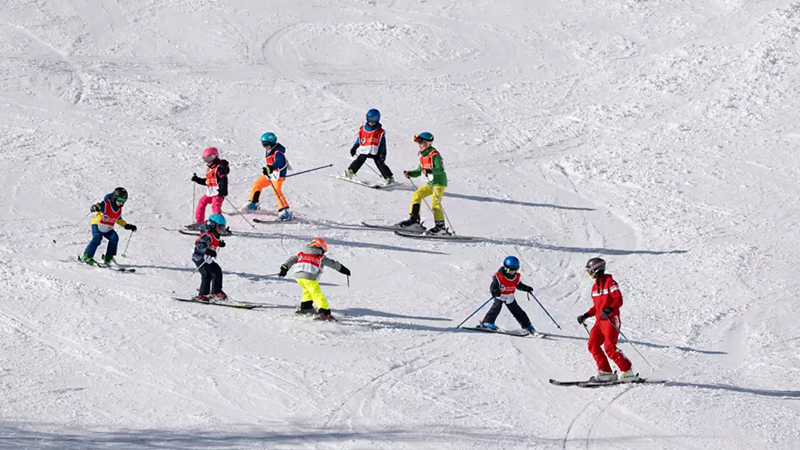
[585,274,632,373]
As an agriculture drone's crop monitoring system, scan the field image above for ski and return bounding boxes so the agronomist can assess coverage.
[460,326,533,338]
[332,175,385,189]
[75,256,135,272]
[395,230,475,241]
[295,308,339,322]
[549,377,664,388]
[253,218,299,225]
[173,297,258,309]
[360,221,427,233]
[176,229,235,237]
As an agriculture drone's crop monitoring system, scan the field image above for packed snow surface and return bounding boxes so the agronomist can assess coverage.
[1,0,799,449]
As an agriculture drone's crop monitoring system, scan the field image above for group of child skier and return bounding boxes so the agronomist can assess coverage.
[76,108,637,383]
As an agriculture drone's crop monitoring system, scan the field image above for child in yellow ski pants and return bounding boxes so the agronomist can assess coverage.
[410,184,447,220]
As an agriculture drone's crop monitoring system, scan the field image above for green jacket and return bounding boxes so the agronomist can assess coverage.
[408,146,448,187]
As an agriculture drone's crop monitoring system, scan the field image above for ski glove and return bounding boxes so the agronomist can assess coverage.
[278,264,289,277]
[204,249,217,258]
[262,167,271,176]
[518,285,533,293]
[403,170,411,178]
[123,224,137,232]
[350,144,358,157]
[577,313,590,325]
[218,240,226,248]
[191,173,206,185]
[491,289,502,298]
[90,204,101,212]
[204,255,214,265]
[600,307,614,320]
[339,266,351,276]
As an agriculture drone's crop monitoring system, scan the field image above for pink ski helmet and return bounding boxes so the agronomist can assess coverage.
[202,147,219,163]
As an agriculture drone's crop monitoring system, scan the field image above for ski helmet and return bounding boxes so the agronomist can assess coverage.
[413,132,434,143]
[310,237,328,253]
[202,147,219,163]
[585,257,606,277]
[503,256,520,271]
[207,213,227,227]
[366,109,381,123]
[261,132,277,148]
[112,187,128,203]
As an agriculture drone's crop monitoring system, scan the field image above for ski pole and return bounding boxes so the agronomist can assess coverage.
[285,163,333,179]
[606,316,654,369]
[192,182,196,222]
[174,261,206,292]
[223,197,255,228]
[347,275,352,303]
[407,177,436,217]
[121,229,134,257]
[265,173,288,211]
[53,211,93,244]
[582,323,591,336]
[456,297,495,328]
[527,292,561,329]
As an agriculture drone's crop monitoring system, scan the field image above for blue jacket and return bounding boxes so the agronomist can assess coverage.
[192,223,221,265]
[266,143,288,178]
[352,122,387,154]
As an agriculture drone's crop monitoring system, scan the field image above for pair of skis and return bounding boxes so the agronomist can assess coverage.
[172,297,263,309]
[549,377,664,388]
[460,325,549,339]
[332,174,396,190]
[360,221,475,241]
[75,256,136,272]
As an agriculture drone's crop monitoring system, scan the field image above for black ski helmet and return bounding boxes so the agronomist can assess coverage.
[112,187,128,202]
[585,257,606,277]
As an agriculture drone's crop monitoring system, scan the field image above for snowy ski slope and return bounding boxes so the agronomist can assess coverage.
[1,0,799,448]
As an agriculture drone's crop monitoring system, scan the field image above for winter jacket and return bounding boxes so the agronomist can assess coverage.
[490,266,533,303]
[91,193,129,233]
[585,274,623,321]
[192,159,230,197]
[192,223,221,265]
[408,146,447,187]
[352,122,387,156]
[282,244,345,281]
[265,144,288,178]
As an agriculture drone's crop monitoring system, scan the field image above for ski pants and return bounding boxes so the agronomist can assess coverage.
[84,225,118,258]
[348,153,393,179]
[482,298,532,329]
[588,315,632,373]
[195,195,224,224]
[249,176,289,211]
[197,260,223,296]
[296,278,329,310]
[410,184,446,221]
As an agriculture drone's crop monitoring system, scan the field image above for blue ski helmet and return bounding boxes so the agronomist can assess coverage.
[261,132,277,147]
[366,109,380,123]
[413,132,434,143]
[207,214,226,227]
[503,256,520,271]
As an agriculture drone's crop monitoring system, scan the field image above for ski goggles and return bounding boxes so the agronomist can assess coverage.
[261,141,275,148]
[115,197,127,204]
[413,135,432,143]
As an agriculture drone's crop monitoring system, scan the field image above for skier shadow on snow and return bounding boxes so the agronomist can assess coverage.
[446,192,595,211]
[339,307,450,322]
[242,232,448,255]
[662,381,800,399]
[122,264,339,286]
[473,238,688,256]
[544,332,726,355]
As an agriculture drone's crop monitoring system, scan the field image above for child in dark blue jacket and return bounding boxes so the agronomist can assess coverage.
[478,256,537,334]
[192,214,227,301]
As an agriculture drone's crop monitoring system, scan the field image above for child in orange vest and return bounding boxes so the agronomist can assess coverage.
[189,147,229,231]
[477,256,536,334]
[343,109,395,186]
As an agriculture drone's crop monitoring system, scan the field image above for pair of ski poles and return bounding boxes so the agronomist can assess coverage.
[55,211,136,256]
[456,292,561,329]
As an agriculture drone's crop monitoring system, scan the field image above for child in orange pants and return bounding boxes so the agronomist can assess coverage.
[246,132,292,220]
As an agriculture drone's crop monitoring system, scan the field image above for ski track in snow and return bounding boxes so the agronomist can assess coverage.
[0,0,799,449]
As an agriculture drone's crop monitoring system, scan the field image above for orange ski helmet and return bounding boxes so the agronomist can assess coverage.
[310,238,328,253]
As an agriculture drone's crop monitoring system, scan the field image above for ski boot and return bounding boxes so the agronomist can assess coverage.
[278,208,293,221]
[383,176,396,187]
[425,219,450,236]
[397,204,425,232]
[316,308,335,321]
[295,301,316,315]
[193,294,211,303]
[79,254,97,266]
[185,222,203,231]
[102,254,117,266]
[246,202,259,211]
[524,325,537,335]
[477,322,499,331]
[618,370,640,383]
[343,169,356,180]
[210,292,228,301]
[589,371,617,382]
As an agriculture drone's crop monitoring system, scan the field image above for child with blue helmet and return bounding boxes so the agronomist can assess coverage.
[343,109,395,186]
[191,214,228,301]
[478,256,537,334]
